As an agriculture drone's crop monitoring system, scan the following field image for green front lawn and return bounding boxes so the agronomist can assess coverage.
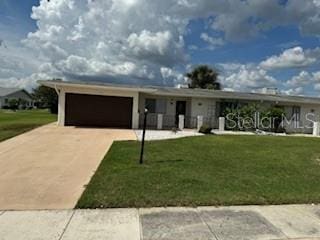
[77,135,320,208]
[0,109,57,142]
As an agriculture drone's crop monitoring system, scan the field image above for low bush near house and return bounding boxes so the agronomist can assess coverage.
[224,104,286,132]
[199,125,212,134]
[171,127,179,133]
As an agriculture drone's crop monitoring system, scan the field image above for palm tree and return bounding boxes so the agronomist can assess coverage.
[186,65,221,90]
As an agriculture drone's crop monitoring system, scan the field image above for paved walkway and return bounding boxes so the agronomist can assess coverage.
[135,129,203,141]
[0,124,136,210]
[1,204,320,240]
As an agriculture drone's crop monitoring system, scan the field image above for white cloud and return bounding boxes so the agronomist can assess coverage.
[128,30,172,56]
[188,45,198,50]
[220,65,276,91]
[20,0,196,86]
[217,63,243,72]
[160,67,186,84]
[260,47,318,70]
[127,30,185,65]
[1,0,320,90]
[281,87,304,96]
[286,70,320,87]
[286,71,312,87]
[285,0,320,37]
[314,84,320,91]
[282,70,320,94]
[200,33,224,50]
[209,0,320,41]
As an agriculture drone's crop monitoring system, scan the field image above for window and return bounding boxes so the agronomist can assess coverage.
[292,106,301,122]
[144,98,167,114]
[4,98,8,104]
[156,99,167,114]
[145,98,156,113]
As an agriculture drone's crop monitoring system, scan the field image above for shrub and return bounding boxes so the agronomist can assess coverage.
[199,125,212,134]
[8,99,19,110]
[224,103,260,131]
[260,107,285,133]
[171,127,180,133]
[223,103,286,133]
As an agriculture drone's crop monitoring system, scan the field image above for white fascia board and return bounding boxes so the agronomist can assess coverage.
[38,80,156,94]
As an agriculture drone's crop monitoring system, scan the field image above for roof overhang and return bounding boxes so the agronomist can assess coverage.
[38,80,320,106]
[38,80,156,94]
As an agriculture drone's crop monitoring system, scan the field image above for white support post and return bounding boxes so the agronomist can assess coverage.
[179,115,185,130]
[313,122,320,136]
[157,114,163,130]
[57,90,66,126]
[197,115,203,131]
[219,117,225,132]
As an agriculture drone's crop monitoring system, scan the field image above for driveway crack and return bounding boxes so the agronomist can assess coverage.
[58,210,76,240]
[195,208,220,240]
[138,208,144,240]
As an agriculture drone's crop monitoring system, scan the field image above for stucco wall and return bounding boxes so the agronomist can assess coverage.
[282,104,320,134]
[190,98,216,117]
[139,95,320,133]
[139,94,219,128]
[55,86,320,133]
[139,93,191,116]
[57,86,140,128]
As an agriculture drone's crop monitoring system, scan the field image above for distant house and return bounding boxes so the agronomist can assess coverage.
[39,79,320,134]
[0,87,33,109]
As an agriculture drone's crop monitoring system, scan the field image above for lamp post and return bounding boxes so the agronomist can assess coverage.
[139,108,148,164]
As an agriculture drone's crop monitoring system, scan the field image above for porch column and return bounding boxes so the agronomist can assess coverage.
[157,114,163,130]
[313,122,320,136]
[132,93,139,129]
[197,115,203,130]
[219,117,225,131]
[179,115,185,130]
[57,90,65,126]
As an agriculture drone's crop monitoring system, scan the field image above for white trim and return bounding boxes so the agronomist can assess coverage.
[54,84,60,95]
[57,90,65,126]
[56,85,139,129]
[39,80,155,94]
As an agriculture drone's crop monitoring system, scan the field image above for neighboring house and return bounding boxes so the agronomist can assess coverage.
[39,80,320,134]
[0,87,33,109]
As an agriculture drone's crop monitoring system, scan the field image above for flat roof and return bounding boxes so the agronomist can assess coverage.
[39,79,320,105]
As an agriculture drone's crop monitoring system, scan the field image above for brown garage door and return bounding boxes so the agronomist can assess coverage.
[65,93,133,128]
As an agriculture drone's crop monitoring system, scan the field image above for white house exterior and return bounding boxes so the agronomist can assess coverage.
[0,87,33,109]
[39,80,320,134]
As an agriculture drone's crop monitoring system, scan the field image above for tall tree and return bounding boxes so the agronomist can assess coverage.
[32,85,58,114]
[186,65,221,90]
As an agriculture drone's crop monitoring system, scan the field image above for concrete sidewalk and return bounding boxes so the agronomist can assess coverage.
[1,204,320,240]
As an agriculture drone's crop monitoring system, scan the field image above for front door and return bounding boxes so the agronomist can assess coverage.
[175,101,186,126]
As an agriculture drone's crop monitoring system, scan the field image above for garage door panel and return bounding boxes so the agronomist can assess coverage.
[65,93,133,128]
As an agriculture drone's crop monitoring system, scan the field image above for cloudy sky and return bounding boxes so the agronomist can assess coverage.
[0,0,320,95]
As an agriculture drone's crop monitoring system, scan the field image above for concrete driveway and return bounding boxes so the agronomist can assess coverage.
[0,124,136,210]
